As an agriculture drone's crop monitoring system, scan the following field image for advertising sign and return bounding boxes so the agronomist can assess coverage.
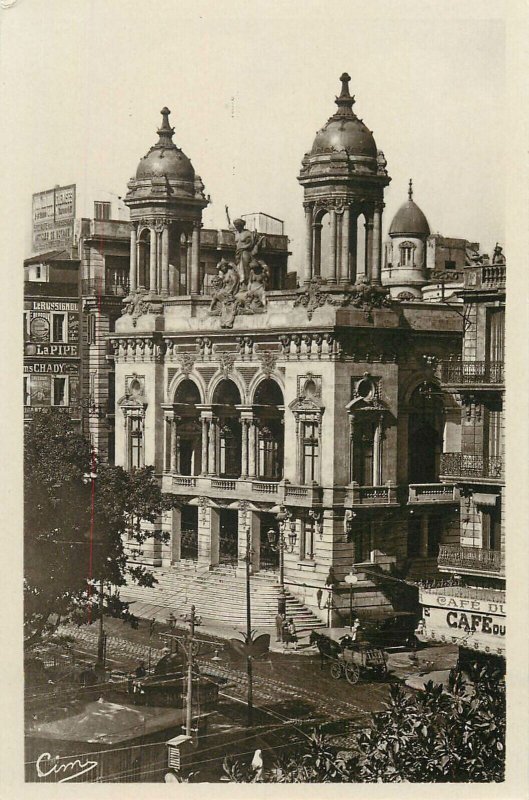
[32,184,76,253]
[419,590,506,657]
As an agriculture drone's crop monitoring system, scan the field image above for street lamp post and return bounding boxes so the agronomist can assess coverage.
[267,505,297,595]
[245,526,253,727]
[83,452,107,672]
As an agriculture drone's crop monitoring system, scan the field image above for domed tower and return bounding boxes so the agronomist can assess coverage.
[382,180,431,299]
[298,73,391,286]
[125,107,209,297]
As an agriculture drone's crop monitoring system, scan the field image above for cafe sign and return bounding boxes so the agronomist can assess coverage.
[419,590,506,657]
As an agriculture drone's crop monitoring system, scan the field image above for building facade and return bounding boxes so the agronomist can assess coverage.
[108,76,480,622]
[24,251,81,425]
[418,249,506,661]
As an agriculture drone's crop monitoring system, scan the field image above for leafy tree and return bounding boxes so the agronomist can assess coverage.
[24,410,175,648]
[221,665,505,783]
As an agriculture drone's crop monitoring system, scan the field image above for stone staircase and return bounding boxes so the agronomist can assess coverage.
[118,561,325,635]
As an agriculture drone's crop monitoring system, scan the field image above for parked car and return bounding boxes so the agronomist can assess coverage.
[360,612,421,649]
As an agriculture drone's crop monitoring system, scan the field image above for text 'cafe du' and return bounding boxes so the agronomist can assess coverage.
[418,589,506,657]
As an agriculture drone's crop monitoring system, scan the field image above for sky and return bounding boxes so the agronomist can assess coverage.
[0,0,507,273]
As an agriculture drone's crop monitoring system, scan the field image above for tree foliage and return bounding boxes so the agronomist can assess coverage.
[24,410,175,648]
[221,664,505,783]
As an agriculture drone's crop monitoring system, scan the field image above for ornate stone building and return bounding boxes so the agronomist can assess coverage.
[419,248,506,663]
[111,76,474,621]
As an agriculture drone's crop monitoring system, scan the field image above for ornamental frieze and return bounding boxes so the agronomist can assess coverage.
[121,289,164,327]
[293,278,392,320]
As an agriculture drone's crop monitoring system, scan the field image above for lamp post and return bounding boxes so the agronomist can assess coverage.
[244,526,254,727]
[83,451,106,671]
[267,504,297,594]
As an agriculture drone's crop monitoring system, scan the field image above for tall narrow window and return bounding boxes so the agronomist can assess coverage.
[352,418,376,486]
[482,502,501,551]
[301,517,315,560]
[487,409,502,460]
[24,376,30,406]
[52,314,66,342]
[487,308,505,367]
[52,377,67,406]
[302,421,319,483]
[94,201,111,220]
[129,417,143,469]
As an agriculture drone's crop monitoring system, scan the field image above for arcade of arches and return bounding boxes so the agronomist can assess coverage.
[164,377,284,481]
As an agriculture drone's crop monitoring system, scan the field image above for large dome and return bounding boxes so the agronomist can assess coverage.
[311,115,377,158]
[389,181,430,237]
[135,107,195,183]
[310,73,378,159]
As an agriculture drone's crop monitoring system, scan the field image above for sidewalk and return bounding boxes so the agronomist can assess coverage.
[386,644,458,691]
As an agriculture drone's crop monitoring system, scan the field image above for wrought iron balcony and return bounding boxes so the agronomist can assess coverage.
[440,360,504,386]
[438,544,503,574]
[408,483,459,504]
[440,453,503,481]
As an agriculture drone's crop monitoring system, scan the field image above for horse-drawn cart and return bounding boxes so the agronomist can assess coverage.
[330,643,388,684]
[311,628,388,684]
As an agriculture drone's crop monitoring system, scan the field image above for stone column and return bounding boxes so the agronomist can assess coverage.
[201,416,209,475]
[328,209,337,283]
[170,418,177,473]
[169,507,182,565]
[339,207,350,284]
[237,509,260,575]
[313,222,322,279]
[197,501,220,567]
[371,205,383,286]
[364,216,374,283]
[129,225,137,293]
[149,228,157,293]
[248,417,257,478]
[373,416,383,485]
[348,415,355,483]
[240,419,249,479]
[186,236,192,295]
[191,223,201,294]
[349,212,358,283]
[304,204,313,284]
[161,225,169,296]
[208,417,217,475]
[420,514,429,558]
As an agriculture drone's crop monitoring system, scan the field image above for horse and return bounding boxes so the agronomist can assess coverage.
[309,630,341,670]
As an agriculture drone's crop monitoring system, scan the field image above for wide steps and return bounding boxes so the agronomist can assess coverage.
[120,563,324,633]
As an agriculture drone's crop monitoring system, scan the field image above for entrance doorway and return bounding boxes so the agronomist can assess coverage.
[181,506,198,560]
[219,508,238,565]
[260,512,280,571]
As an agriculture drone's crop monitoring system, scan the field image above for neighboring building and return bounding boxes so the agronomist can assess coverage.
[418,249,506,663]
[110,76,471,623]
[24,251,81,425]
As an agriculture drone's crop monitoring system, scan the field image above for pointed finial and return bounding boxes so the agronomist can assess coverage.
[335,72,355,115]
[408,178,413,200]
[157,107,175,146]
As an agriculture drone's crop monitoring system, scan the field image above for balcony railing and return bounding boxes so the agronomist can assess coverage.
[441,360,504,385]
[251,481,279,494]
[481,264,506,288]
[172,476,197,487]
[440,453,503,481]
[82,278,130,297]
[408,483,459,504]
[344,483,399,506]
[438,544,503,573]
[210,478,237,491]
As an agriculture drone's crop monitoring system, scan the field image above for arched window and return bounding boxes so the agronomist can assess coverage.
[399,241,416,267]
[254,378,284,481]
[408,382,444,483]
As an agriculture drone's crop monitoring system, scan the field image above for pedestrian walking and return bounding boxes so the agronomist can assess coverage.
[285,618,298,650]
[316,588,323,609]
[275,612,285,642]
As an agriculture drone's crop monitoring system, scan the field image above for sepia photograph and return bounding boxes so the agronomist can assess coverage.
[1,0,527,792]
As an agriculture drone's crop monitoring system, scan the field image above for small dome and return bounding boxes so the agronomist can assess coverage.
[135,107,195,183]
[389,180,430,237]
[310,73,377,160]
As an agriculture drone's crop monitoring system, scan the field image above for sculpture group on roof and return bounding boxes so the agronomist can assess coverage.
[209,220,270,328]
